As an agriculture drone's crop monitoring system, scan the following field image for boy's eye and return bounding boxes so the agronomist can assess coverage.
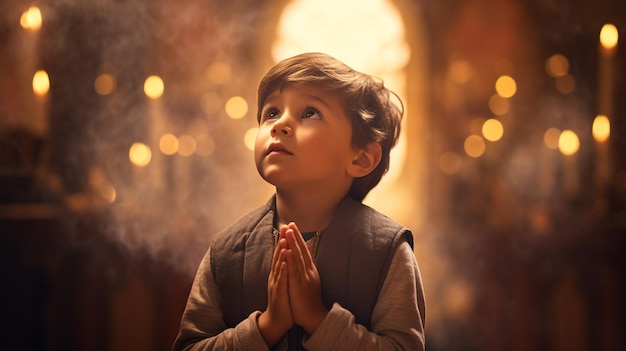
[264,108,280,121]
[302,108,321,119]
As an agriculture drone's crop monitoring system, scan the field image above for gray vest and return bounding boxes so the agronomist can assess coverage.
[210,196,413,330]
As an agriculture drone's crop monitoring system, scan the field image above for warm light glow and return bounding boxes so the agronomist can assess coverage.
[464,135,486,158]
[592,115,610,142]
[94,74,116,95]
[159,133,179,155]
[32,70,50,96]
[555,74,575,94]
[129,142,152,166]
[144,75,164,99]
[544,128,561,150]
[558,130,580,156]
[195,134,216,157]
[244,128,258,151]
[545,54,569,77]
[207,62,232,85]
[272,0,409,187]
[495,75,517,98]
[488,94,510,115]
[273,0,409,75]
[178,134,197,157]
[439,152,462,175]
[600,24,619,50]
[20,6,42,31]
[482,119,504,142]
[225,96,248,119]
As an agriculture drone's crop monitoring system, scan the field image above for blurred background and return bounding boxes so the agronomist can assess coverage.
[0,0,624,350]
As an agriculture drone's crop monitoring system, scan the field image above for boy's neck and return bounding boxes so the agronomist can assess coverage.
[274,189,347,233]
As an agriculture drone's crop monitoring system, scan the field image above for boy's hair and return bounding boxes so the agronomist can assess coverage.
[257,52,403,202]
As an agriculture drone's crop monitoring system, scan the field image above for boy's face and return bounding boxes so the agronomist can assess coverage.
[254,84,358,192]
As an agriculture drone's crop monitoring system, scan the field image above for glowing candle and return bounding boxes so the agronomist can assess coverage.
[19,6,48,135]
[595,24,618,208]
[598,24,618,117]
[142,75,167,193]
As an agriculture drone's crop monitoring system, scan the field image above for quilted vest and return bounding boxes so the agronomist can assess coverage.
[210,195,413,331]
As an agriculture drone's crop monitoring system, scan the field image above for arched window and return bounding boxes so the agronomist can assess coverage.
[271,0,420,220]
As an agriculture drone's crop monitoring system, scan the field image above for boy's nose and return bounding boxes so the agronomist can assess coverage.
[270,114,293,136]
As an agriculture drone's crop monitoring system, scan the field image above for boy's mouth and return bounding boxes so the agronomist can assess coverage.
[267,143,292,155]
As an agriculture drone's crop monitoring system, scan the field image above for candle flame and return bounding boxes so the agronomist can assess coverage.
[32,70,50,96]
[20,6,42,31]
[600,24,618,50]
[592,115,610,142]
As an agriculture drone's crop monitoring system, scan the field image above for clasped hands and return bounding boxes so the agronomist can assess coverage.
[258,222,329,347]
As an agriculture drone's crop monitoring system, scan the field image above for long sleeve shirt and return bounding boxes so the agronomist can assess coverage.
[173,235,425,351]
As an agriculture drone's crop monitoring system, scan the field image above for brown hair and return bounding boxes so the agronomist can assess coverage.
[257,52,403,202]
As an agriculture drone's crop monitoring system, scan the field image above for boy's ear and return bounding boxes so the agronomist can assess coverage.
[347,141,382,178]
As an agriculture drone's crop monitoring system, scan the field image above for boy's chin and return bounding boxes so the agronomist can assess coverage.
[259,173,299,191]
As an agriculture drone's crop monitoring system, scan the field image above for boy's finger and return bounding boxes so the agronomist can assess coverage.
[288,222,315,270]
[285,229,307,278]
[271,239,287,281]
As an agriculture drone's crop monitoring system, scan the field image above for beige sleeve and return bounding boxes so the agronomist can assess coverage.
[302,238,426,351]
[172,249,271,351]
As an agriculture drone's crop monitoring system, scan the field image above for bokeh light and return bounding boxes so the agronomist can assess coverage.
[144,75,165,99]
[464,135,486,158]
[20,6,42,31]
[600,23,619,50]
[495,75,517,98]
[558,130,580,156]
[225,96,248,119]
[129,142,152,166]
[94,73,117,96]
[544,128,561,150]
[545,54,569,77]
[244,127,258,151]
[159,133,179,155]
[177,134,197,157]
[32,70,50,96]
[482,119,504,142]
[488,94,510,115]
[592,115,610,142]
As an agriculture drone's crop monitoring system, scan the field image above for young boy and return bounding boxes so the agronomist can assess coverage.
[173,52,426,350]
